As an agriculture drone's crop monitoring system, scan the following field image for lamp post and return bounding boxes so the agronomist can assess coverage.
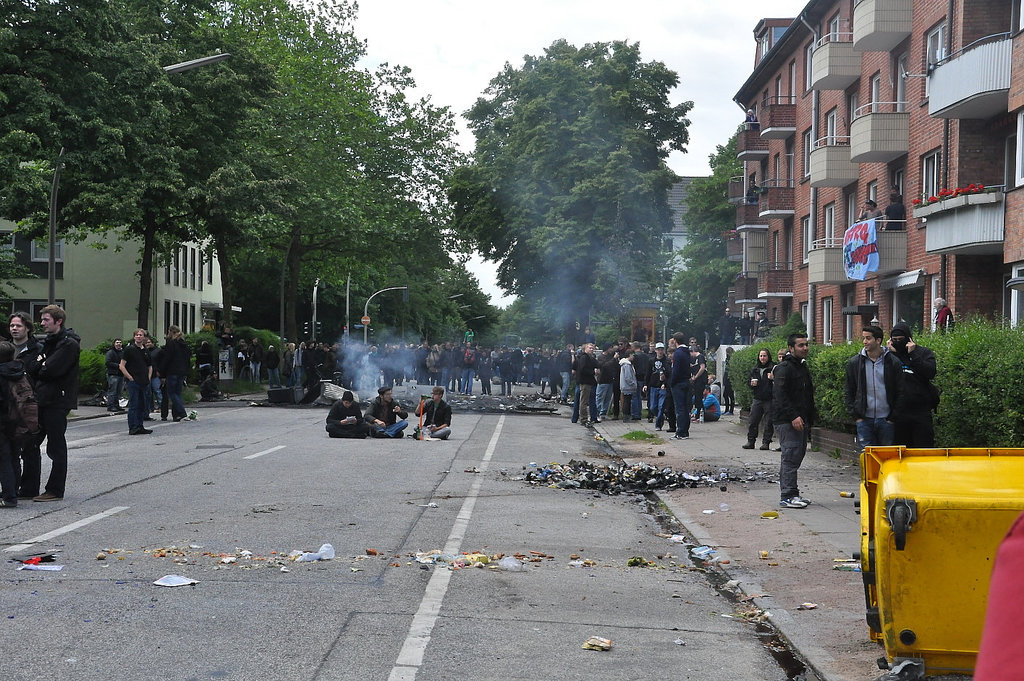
[162,53,232,74]
[363,286,408,344]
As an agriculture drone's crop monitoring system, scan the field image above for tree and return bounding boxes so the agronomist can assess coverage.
[666,131,742,342]
[451,40,692,339]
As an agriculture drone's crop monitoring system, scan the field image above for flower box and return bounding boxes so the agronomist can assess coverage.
[912,191,1002,218]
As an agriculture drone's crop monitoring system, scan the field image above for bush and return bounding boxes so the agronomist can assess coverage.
[79,349,105,394]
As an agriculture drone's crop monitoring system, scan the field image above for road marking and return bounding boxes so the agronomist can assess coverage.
[4,506,130,553]
[244,445,286,460]
[388,416,505,681]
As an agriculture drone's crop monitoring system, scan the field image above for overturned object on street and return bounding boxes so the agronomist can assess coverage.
[521,459,731,495]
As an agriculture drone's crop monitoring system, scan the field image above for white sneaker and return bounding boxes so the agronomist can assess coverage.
[780,497,808,509]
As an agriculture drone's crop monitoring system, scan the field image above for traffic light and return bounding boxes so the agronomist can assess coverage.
[303,321,310,336]
[314,320,322,334]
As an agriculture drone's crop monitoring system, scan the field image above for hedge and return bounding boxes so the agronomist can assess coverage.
[725,320,1024,448]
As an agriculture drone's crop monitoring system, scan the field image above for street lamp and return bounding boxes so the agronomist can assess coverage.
[163,53,232,74]
[363,286,408,344]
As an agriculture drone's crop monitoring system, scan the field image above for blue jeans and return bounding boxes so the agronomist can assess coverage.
[461,368,475,394]
[149,376,162,413]
[106,374,124,409]
[166,374,186,419]
[441,367,452,392]
[670,382,691,437]
[250,361,262,383]
[650,388,666,426]
[268,367,282,388]
[595,384,613,418]
[630,391,643,420]
[560,372,571,400]
[128,380,148,430]
[371,419,408,438]
[856,417,895,448]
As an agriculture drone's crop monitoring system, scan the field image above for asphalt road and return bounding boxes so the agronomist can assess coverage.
[1,401,795,681]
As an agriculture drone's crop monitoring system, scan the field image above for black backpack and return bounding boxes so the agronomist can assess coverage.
[3,374,39,443]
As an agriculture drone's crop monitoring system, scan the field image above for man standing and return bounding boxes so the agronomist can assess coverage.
[416,386,453,440]
[646,342,669,429]
[556,343,574,403]
[888,322,938,447]
[29,305,80,501]
[365,387,409,438]
[572,342,598,426]
[669,333,691,440]
[120,329,153,436]
[689,340,708,421]
[718,308,736,346]
[844,325,900,449]
[104,339,125,411]
[10,312,42,499]
[772,333,815,509]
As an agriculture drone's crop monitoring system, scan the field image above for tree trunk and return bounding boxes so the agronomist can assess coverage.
[137,218,156,330]
[215,236,235,328]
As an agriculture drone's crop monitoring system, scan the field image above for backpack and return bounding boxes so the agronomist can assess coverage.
[3,374,39,442]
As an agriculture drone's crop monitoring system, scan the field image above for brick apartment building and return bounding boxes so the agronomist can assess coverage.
[728,0,1024,343]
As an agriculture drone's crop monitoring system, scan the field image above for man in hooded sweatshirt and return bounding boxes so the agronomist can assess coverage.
[618,353,638,422]
[888,321,937,447]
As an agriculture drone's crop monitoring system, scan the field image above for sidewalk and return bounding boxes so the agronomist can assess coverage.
[592,411,883,681]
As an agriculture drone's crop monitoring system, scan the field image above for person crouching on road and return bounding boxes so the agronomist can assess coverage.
[326,390,370,439]
[365,387,408,438]
[702,385,721,422]
[415,386,452,440]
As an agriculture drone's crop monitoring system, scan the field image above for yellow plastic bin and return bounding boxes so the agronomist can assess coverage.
[859,447,1024,676]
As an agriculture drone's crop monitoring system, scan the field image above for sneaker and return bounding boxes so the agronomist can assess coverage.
[779,497,808,509]
[791,496,812,506]
[741,441,755,450]
[33,492,62,503]
[0,499,17,508]
[759,443,771,450]
[670,434,689,440]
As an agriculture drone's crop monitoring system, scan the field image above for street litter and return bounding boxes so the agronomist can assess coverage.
[581,636,613,651]
[796,602,818,610]
[719,503,730,512]
[418,502,439,508]
[839,491,854,498]
[761,511,780,519]
[833,559,861,572]
[759,550,770,559]
[521,459,735,495]
[673,638,686,646]
[668,534,687,543]
[627,556,655,567]
[496,556,526,572]
[17,563,62,571]
[690,546,716,559]
[702,509,715,515]
[464,466,481,474]
[153,575,198,587]
[294,543,335,562]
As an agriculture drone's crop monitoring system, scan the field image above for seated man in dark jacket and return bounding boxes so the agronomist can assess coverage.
[364,387,408,438]
[415,386,452,440]
[326,391,369,439]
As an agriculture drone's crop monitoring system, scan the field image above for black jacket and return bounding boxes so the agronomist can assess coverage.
[34,326,81,410]
[572,351,598,386]
[748,361,776,402]
[105,346,124,376]
[326,400,363,427]
[365,396,408,426]
[772,353,815,426]
[162,338,192,377]
[890,343,937,416]
[844,350,901,420]
[418,399,452,428]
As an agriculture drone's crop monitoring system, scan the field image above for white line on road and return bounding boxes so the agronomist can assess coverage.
[388,416,505,681]
[4,506,130,553]
[244,445,286,460]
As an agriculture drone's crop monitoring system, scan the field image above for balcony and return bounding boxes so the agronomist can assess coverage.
[737,128,769,160]
[758,262,794,297]
[758,179,795,218]
[809,136,859,187]
[760,96,796,140]
[731,275,760,304]
[736,203,769,230]
[807,238,846,284]
[726,236,743,262]
[875,228,907,275]
[922,191,1005,255]
[728,176,746,204]
[849,104,908,163]
[852,0,912,53]
[811,33,859,90]
[928,34,1011,119]
[742,229,767,276]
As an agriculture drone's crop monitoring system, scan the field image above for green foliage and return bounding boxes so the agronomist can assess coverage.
[728,342,783,411]
[770,312,807,341]
[622,430,661,442]
[78,349,105,394]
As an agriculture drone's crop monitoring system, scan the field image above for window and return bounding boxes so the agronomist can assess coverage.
[1012,264,1024,328]
[1017,113,1024,187]
[925,23,947,96]
[173,251,179,286]
[802,215,813,262]
[785,138,794,181]
[783,221,794,265]
[867,180,878,203]
[775,75,783,99]
[789,61,797,100]
[892,168,904,197]
[1017,0,1024,31]
[800,302,809,324]
[164,300,171,333]
[828,13,841,41]
[822,298,834,345]
[846,192,857,228]
[870,74,882,113]
[190,304,196,334]
[805,42,815,90]
[895,54,908,112]
[824,202,836,241]
[803,129,812,177]
[921,150,941,201]
[190,248,196,290]
[30,239,63,262]
[825,108,838,145]
[173,301,180,327]
[165,265,171,285]
[845,291,855,342]
[848,91,859,128]
[760,32,770,61]
[198,251,204,292]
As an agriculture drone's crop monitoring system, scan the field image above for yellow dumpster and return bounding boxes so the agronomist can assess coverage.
[859,447,1024,676]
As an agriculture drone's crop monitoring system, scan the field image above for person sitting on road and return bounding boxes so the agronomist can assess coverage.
[415,386,452,440]
[365,387,408,438]
[326,390,370,439]
[199,374,224,402]
[702,385,721,422]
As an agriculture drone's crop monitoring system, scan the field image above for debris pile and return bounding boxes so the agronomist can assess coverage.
[520,459,731,495]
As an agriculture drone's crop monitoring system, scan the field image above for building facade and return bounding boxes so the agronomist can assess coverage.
[731,0,1024,342]
[0,218,225,348]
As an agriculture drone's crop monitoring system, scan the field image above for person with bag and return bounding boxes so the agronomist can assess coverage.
[0,340,37,507]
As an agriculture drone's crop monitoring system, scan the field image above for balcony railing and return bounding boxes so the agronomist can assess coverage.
[736,204,769,230]
[852,0,912,53]
[922,191,1005,255]
[731,275,759,303]
[743,229,767,276]
[759,95,796,140]
[726,236,743,262]
[811,33,859,90]
[759,179,795,217]
[807,237,846,284]
[809,136,859,187]
[737,128,769,160]
[757,262,794,296]
[928,34,1011,119]
[850,102,908,163]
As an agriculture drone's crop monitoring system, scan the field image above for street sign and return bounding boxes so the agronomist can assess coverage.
[360,315,371,325]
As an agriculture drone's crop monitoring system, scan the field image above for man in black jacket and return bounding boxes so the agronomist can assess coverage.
[10,312,42,499]
[772,333,815,509]
[415,386,452,439]
[888,321,937,447]
[326,391,369,439]
[104,339,125,412]
[844,325,901,449]
[365,387,409,438]
[572,343,599,426]
[29,305,80,502]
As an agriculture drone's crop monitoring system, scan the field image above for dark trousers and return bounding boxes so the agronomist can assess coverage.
[326,422,370,439]
[894,411,935,448]
[38,406,69,498]
[747,398,774,445]
[670,382,691,437]
[0,434,16,504]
